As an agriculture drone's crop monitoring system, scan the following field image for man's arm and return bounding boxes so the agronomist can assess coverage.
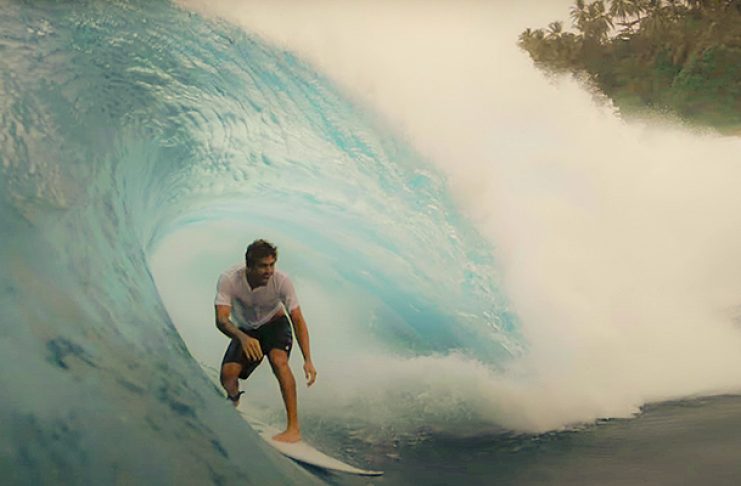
[289,306,317,386]
[215,305,263,361]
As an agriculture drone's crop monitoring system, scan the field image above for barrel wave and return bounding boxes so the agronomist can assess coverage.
[0,0,520,482]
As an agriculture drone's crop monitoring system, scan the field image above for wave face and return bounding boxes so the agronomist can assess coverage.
[0,0,519,481]
[182,0,741,436]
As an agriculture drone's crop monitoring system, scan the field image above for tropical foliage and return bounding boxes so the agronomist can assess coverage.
[519,0,741,132]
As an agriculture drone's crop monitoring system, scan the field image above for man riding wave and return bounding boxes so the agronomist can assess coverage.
[215,239,317,443]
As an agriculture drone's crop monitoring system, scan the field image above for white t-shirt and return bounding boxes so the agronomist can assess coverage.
[214,264,299,330]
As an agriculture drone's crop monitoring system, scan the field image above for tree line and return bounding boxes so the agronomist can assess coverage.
[519,0,740,132]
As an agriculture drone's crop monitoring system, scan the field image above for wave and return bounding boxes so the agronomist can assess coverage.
[5,2,741,483]
[177,0,741,436]
[0,0,518,481]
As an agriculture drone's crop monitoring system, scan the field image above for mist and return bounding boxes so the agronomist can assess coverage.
[170,0,741,432]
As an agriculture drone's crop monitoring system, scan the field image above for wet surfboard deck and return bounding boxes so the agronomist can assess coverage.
[243,413,384,477]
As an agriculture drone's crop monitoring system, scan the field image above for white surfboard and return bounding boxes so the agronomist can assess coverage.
[243,414,384,477]
[198,362,382,476]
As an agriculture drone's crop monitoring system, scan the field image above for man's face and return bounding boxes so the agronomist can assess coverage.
[247,255,276,286]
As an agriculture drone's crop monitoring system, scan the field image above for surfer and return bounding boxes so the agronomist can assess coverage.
[215,239,317,443]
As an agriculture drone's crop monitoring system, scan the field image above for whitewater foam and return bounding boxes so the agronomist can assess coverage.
[174,0,741,433]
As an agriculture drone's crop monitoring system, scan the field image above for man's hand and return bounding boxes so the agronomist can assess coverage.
[303,360,317,387]
[241,336,263,361]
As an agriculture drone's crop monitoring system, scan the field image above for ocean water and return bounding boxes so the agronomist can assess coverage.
[3,0,741,484]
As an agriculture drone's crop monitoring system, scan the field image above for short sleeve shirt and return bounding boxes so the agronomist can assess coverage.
[214,264,299,329]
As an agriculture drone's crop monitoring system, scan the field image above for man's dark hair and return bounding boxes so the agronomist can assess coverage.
[245,239,278,267]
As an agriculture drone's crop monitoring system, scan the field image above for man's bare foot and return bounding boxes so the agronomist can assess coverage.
[272,429,301,443]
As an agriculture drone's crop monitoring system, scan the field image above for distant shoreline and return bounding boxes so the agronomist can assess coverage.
[518,0,741,134]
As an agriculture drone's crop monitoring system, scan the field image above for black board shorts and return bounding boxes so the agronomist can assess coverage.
[221,316,293,379]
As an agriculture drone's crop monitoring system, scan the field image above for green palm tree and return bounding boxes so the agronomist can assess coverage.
[518,28,548,61]
[585,0,614,42]
[570,0,589,32]
[609,0,642,20]
[547,21,564,39]
[639,1,671,37]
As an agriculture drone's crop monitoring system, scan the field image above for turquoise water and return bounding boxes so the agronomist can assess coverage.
[1,0,521,483]
[5,1,741,484]
[336,394,741,486]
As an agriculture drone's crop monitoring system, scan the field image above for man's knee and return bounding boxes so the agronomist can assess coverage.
[268,350,289,370]
[221,362,242,381]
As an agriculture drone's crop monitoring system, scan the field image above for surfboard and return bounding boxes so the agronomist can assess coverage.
[198,362,382,476]
[242,413,384,477]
